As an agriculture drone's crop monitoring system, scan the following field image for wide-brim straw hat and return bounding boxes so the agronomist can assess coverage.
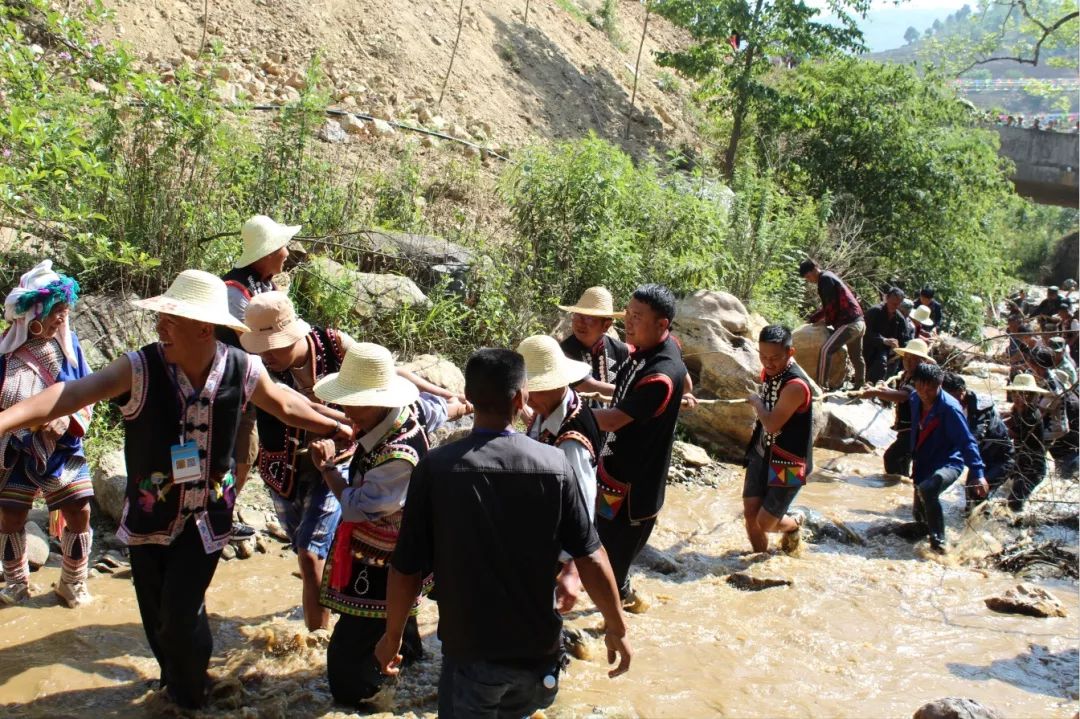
[557,286,625,319]
[894,338,933,361]
[313,342,419,407]
[517,335,591,392]
[132,269,249,333]
[1004,373,1051,394]
[910,305,935,327]
[240,291,311,354]
[234,215,301,269]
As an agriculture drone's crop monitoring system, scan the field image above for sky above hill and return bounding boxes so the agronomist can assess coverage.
[812,0,972,52]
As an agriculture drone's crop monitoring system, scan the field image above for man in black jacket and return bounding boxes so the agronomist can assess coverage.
[942,373,1015,512]
[863,288,909,384]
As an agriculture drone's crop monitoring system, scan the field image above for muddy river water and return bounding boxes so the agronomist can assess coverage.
[1,371,1077,717]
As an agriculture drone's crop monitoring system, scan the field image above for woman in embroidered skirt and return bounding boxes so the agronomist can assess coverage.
[0,261,95,607]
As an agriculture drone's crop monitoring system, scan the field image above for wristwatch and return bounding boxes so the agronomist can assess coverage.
[323,421,343,439]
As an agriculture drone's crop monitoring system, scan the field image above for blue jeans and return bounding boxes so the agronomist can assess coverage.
[270,470,341,559]
[914,465,961,543]
[438,656,559,719]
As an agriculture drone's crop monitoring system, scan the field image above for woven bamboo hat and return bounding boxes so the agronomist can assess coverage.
[910,305,934,327]
[516,335,591,392]
[240,291,311,354]
[313,342,419,407]
[1004,373,1051,394]
[234,215,300,269]
[132,270,248,333]
[557,286,625,319]
[893,338,933,361]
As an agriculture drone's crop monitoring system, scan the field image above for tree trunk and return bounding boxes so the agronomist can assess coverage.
[722,0,764,180]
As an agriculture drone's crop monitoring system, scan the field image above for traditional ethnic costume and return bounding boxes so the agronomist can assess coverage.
[116,340,262,707]
[744,359,815,523]
[318,382,447,706]
[0,262,93,606]
[560,334,630,403]
[526,389,601,518]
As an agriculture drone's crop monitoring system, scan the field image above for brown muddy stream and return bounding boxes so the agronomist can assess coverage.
[2,373,1078,718]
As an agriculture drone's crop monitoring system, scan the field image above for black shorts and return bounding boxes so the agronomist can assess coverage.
[742,451,801,519]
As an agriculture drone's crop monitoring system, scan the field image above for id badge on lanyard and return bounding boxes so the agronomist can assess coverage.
[170,366,203,484]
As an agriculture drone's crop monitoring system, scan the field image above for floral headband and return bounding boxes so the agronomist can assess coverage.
[13,275,80,320]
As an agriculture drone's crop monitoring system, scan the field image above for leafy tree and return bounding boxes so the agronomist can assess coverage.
[650,0,869,179]
[904,26,920,44]
[767,59,1017,334]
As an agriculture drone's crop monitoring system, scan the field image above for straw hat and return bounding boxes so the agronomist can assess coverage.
[1048,336,1067,350]
[910,305,934,327]
[1004,373,1051,394]
[893,338,933,361]
[516,335,591,392]
[557,286,625,319]
[234,215,301,269]
[313,343,419,407]
[132,270,248,333]
[240,291,311,354]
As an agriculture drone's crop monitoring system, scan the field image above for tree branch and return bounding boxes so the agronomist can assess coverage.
[955,9,1078,75]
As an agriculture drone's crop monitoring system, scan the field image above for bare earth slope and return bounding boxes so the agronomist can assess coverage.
[100,0,694,155]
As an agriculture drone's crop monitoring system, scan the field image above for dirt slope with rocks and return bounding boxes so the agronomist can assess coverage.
[99,0,696,155]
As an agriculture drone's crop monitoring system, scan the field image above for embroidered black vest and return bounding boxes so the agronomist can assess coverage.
[321,402,432,618]
[256,327,347,501]
[529,390,602,466]
[115,343,251,550]
[747,360,816,476]
[216,266,275,347]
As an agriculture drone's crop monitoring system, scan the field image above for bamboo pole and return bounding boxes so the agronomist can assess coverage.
[624,1,651,140]
[438,0,467,109]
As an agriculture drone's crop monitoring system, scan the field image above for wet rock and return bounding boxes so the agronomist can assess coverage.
[255,535,270,554]
[317,119,347,144]
[563,627,592,661]
[71,295,158,369]
[726,572,792,591]
[985,583,1068,618]
[637,545,679,575]
[931,334,973,372]
[221,544,237,561]
[25,521,50,570]
[676,290,762,458]
[790,506,864,546]
[792,323,847,390]
[234,537,256,559]
[236,507,267,533]
[91,450,128,526]
[817,400,896,454]
[912,697,1005,719]
[672,440,712,468]
[265,522,290,543]
[308,256,428,319]
[400,354,465,395]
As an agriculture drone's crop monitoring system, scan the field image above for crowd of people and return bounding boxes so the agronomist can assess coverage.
[0,216,1075,716]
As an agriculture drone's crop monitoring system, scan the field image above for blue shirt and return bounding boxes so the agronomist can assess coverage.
[909,388,985,483]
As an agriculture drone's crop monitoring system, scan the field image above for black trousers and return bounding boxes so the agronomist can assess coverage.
[596,510,656,599]
[128,518,222,709]
[326,613,423,707]
[884,430,912,476]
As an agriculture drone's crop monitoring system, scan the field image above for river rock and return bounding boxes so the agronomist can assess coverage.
[912,697,1005,719]
[25,521,50,570]
[234,537,256,559]
[984,583,1068,618]
[816,400,896,453]
[353,230,474,288]
[400,354,465,395]
[309,256,428,319]
[91,449,128,526]
[675,290,762,458]
[792,323,847,390]
[726,572,792,591]
[672,440,712,468]
[790,506,864,546]
[71,294,158,369]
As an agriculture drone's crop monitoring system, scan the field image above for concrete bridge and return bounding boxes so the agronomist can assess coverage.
[996,126,1079,207]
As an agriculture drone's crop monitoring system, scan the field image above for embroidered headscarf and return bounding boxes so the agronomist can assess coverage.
[0,260,80,364]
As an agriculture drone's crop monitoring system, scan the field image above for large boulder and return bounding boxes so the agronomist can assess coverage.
[675,290,762,458]
[931,333,973,372]
[400,354,465,395]
[792,323,846,390]
[912,698,1005,719]
[352,230,474,291]
[309,256,428,319]
[71,294,158,369]
[816,400,897,453]
[91,449,127,526]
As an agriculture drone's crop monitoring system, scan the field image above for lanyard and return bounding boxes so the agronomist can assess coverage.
[169,364,201,446]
